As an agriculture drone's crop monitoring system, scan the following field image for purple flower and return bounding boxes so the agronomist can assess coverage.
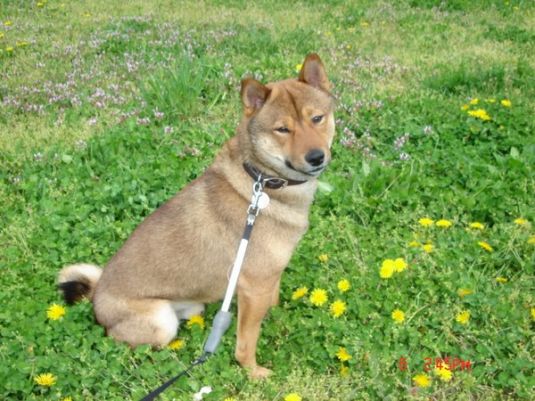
[153,109,164,120]
[399,152,411,161]
[136,117,150,126]
[394,133,410,150]
[340,127,356,148]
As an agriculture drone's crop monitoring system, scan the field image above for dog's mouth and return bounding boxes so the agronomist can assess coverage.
[285,160,327,177]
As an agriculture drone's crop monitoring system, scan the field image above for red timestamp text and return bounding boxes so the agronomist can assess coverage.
[398,356,472,371]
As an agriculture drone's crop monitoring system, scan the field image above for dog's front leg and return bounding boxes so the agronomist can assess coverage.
[235,286,274,379]
[270,277,281,307]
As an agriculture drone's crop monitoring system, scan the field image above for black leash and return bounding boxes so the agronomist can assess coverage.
[140,352,209,401]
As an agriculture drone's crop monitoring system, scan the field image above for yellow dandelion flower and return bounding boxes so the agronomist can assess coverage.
[469,98,479,105]
[501,99,512,108]
[37,2,45,7]
[292,286,308,300]
[284,393,302,401]
[393,258,407,272]
[337,279,350,292]
[408,240,421,248]
[531,308,535,321]
[422,243,434,253]
[330,300,347,318]
[340,364,349,377]
[336,347,352,362]
[418,217,434,227]
[514,217,528,226]
[391,309,405,324]
[318,254,329,263]
[0,32,4,39]
[413,373,431,388]
[461,104,469,111]
[528,235,535,245]
[456,310,470,325]
[495,277,508,283]
[478,241,493,252]
[467,108,491,121]
[6,46,14,52]
[47,304,66,320]
[379,259,395,279]
[469,222,485,230]
[294,63,303,73]
[457,288,473,298]
[187,314,205,329]
[4,21,13,26]
[310,288,328,306]
[34,373,57,387]
[224,398,237,401]
[434,366,452,382]
[436,219,452,228]
[168,339,185,350]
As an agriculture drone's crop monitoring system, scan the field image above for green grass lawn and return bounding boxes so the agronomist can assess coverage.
[1,0,534,400]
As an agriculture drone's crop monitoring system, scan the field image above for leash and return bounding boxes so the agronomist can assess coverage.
[139,170,282,401]
[139,353,209,401]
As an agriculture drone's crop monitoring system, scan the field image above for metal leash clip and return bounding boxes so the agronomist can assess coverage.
[247,177,270,223]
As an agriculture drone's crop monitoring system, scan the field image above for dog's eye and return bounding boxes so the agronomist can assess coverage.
[275,127,290,134]
[312,115,324,124]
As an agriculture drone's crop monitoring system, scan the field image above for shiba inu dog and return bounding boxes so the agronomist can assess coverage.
[58,53,335,378]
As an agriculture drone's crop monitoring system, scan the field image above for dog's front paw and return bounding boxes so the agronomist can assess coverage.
[248,365,272,380]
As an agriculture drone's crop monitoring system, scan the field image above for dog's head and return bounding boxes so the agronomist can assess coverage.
[240,53,335,181]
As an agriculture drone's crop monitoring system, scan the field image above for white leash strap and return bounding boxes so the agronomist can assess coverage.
[203,176,270,353]
[222,236,250,312]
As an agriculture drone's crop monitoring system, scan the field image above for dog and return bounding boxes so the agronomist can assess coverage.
[58,53,335,378]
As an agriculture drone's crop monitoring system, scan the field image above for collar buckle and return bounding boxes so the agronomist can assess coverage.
[263,177,288,189]
[243,162,305,189]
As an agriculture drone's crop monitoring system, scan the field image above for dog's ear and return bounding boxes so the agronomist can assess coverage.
[241,78,271,115]
[298,53,331,92]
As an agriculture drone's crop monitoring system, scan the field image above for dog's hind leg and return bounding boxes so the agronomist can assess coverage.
[105,300,178,348]
[171,301,205,321]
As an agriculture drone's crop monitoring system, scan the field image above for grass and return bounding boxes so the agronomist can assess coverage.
[1,0,534,400]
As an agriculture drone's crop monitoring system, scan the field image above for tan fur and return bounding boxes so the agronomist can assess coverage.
[58,54,335,378]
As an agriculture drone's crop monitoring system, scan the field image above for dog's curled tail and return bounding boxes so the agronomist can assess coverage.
[58,263,102,304]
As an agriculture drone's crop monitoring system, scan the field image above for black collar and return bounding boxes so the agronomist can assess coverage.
[243,162,307,189]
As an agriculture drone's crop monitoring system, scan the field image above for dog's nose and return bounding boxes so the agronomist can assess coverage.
[305,149,325,167]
